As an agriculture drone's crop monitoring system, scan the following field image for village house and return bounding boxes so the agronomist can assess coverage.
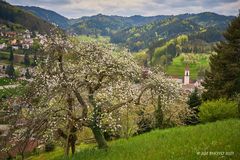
[5,31,17,38]
[24,38,34,45]
[11,39,17,45]
[21,38,34,49]
[22,43,30,49]
[0,31,4,37]
[23,29,31,39]
[12,45,19,50]
[18,32,23,36]
[0,43,6,50]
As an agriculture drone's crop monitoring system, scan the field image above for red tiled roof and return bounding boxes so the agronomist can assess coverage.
[0,139,38,159]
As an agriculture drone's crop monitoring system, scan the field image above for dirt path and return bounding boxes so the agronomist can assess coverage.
[0,84,19,90]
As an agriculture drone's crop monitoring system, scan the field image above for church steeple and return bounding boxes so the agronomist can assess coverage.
[184,65,190,85]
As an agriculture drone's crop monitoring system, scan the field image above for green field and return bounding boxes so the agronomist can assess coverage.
[28,119,240,160]
[0,85,26,99]
[0,77,16,86]
[0,51,10,60]
[166,53,210,80]
[0,51,31,67]
[75,35,110,42]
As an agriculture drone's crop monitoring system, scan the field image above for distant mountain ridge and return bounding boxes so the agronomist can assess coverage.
[71,14,170,26]
[71,12,234,51]
[6,3,235,53]
[18,5,234,35]
[19,6,69,29]
[177,12,235,28]
[67,14,171,35]
[67,13,234,40]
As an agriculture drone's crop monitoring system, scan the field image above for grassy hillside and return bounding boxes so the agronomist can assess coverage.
[75,35,110,43]
[29,119,240,160]
[166,53,210,80]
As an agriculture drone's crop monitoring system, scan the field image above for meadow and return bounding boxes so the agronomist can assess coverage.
[75,35,110,43]
[0,77,16,86]
[28,119,240,160]
[166,53,210,80]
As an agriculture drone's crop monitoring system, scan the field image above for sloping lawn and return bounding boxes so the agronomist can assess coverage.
[166,54,209,80]
[29,119,240,160]
[0,78,16,86]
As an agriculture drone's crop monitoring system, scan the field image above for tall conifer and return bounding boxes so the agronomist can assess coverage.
[203,15,240,100]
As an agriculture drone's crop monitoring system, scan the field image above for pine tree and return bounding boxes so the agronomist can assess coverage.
[187,88,202,109]
[25,68,31,79]
[203,15,240,100]
[9,48,14,62]
[23,52,30,67]
[5,63,16,79]
[31,53,37,67]
[186,88,201,125]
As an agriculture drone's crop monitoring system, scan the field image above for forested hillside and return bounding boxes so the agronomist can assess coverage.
[177,12,234,28]
[68,14,170,36]
[111,18,202,51]
[0,0,57,34]
[19,6,69,29]
[18,6,234,50]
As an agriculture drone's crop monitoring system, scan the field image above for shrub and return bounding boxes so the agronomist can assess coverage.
[186,88,202,125]
[45,142,55,152]
[5,63,16,79]
[199,99,239,123]
[163,100,193,126]
[136,112,153,135]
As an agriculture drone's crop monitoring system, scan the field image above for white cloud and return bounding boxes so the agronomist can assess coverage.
[6,0,240,18]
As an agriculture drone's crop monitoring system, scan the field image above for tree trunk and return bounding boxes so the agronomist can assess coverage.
[65,93,73,157]
[21,153,24,160]
[71,140,76,155]
[65,135,70,156]
[91,125,108,149]
[88,91,108,149]
[155,95,163,128]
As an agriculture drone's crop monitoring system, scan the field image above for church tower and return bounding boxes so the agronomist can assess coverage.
[183,66,190,85]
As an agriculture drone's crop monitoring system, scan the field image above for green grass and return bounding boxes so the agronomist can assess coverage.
[0,51,10,59]
[27,147,71,160]
[0,77,28,87]
[27,144,93,160]
[0,84,26,98]
[75,35,110,42]
[29,119,240,160]
[0,77,16,86]
[166,53,209,80]
[0,60,26,67]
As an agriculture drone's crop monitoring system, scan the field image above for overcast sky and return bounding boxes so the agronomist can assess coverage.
[6,0,240,18]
